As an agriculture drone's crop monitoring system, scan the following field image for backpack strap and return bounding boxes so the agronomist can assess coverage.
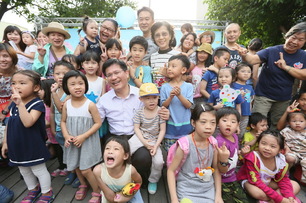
[208,136,218,147]
[166,135,190,178]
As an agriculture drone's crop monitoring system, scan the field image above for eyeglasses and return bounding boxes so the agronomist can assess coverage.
[105,70,124,78]
[154,32,169,39]
[100,25,116,33]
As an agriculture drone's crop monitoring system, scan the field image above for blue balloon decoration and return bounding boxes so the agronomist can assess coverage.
[116,6,136,28]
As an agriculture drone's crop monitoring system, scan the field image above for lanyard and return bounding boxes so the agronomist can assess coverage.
[191,132,209,169]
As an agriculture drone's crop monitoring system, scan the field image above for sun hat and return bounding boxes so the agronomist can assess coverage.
[197,43,213,55]
[42,22,71,39]
[139,83,159,97]
[199,31,215,44]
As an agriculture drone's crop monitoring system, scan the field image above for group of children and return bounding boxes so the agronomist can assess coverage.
[1,16,305,203]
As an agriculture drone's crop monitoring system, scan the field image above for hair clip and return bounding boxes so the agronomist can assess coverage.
[201,104,206,111]
[289,108,301,113]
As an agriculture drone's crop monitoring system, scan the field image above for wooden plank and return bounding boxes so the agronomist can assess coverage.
[53,182,76,203]
[8,179,27,202]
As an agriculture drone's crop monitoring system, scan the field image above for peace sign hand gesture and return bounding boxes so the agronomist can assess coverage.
[274,52,287,70]
[37,39,46,57]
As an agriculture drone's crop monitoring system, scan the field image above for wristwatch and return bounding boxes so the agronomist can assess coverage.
[219,161,229,167]
[1,110,9,115]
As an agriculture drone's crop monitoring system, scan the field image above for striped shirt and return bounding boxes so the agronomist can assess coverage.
[133,107,165,143]
[150,49,180,88]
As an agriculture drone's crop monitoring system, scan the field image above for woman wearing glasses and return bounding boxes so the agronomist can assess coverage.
[150,21,180,89]
[32,22,73,78]
[99,19,118,47]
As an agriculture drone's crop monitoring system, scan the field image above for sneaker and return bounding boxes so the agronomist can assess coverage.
[20,186,41,203]
[51,169,60,177]
[59,168,68,176]
[36,190,55,203]
[72,177,81,188]
[64,172,77,185]
[148,182,157,195]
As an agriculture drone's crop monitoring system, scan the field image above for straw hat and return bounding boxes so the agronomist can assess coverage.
[42,22,71,39]
[199,31,215,44]
[197,43,213,55]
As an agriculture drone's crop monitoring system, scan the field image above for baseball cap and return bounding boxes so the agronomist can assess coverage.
[139,83,159,97]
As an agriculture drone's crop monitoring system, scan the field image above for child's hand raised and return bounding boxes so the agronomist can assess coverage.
[240,145,250,156]
[286,100,299,113]
[50,83,59,93]
[214,102,224,110]
[11,87,22,105]
[100,47,108,62]
[216,142,230,161]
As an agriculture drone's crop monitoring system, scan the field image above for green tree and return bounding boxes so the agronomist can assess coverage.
[1,0,136,22]
[203,0,306,47]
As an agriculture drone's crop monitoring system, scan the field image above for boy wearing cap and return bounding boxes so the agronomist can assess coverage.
[128,83,166,195]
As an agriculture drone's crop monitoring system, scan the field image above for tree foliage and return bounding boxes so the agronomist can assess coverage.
[1,0,136,22]
[203,0,306,47]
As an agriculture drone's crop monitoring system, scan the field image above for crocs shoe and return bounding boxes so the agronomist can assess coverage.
[64,172,77,185]
[20,186,41,203]
[148,182,157,195]
[51,169,60,177]
[72,177,81,188]
[59,168,68,176]
[36,190,55,203]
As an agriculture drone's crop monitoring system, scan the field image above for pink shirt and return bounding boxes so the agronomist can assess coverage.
[191,66,203,98]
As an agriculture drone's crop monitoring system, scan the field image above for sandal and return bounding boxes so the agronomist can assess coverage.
[88,192,102,203]
[36,190,55,203]
[20,185,41,203]
[75,185,88,201]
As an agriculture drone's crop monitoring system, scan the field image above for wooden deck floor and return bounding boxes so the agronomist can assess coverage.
[0,159,170,203]
[2,158,306,203]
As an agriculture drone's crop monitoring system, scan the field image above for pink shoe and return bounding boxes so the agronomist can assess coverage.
[51,169,60,177]
[20,185,41,203]
[88,192,102,203]
[59,168,68,176]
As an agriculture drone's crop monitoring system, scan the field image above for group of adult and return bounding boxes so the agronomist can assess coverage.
[1,6,306,187]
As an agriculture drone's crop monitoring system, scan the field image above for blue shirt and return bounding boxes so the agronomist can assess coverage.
[128,65,152,86]
[160,82,193,139]
[232,82,255,116]
[256,45,306,101]
[202,70,219,96]
[208,88,243,108]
